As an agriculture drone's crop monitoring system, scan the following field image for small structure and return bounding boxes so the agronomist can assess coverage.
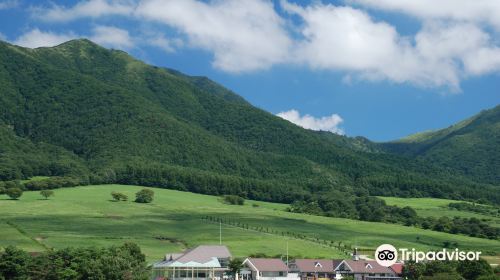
[152,245,232,280]
[241,258,297,280]
[288,259,338,280]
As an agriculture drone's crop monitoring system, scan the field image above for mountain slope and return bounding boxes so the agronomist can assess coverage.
[0,39,498,204]
[383,106,500,184]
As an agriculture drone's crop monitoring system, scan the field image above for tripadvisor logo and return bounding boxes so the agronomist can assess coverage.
[375,244,482,267]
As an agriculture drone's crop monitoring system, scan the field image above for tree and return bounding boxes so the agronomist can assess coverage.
[457,259,494,280]
[135,189,154,203]
[111,192,128,201]
[0,246,30,279]
[229,258,243,276]
[0,186,5,195]
[403,261,425,280]
[40,190,54,200]
[0,244,150,280]
[5,188,23,200]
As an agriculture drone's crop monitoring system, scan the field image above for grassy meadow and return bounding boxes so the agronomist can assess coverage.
[0,185,499,263]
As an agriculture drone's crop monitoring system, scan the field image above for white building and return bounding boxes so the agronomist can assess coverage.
[240,258,299,280]
[152,245,231,280]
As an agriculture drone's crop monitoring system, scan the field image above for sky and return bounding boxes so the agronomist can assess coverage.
[0,0,499,141]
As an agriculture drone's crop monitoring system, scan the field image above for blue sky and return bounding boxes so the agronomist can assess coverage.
[1,0,499,141]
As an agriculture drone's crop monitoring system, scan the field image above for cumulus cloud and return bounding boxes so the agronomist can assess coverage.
[23,0,500,90]
[32,0,134,22]
[277,109,344,134]
[0,0,18,10]
[90,25,134,49]
[135,0,291,72]
[349,0,500,30]
[13,29,77,48]
[282,1,500,91]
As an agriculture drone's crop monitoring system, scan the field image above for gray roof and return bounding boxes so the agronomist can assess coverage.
[176,245,231,263]
[291,259,338,272]
[154,245,231,268]
[246,258,288,272]
[340,260,395,274]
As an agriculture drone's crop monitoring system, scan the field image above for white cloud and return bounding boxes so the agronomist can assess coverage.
[12,26,135,50]
[277,109,344,134]
[135,0,292,72]
[349,0,500,30]
[143,32,183,53]
[90,26,134,49]
[21,0,500,90]
[13,29,77,48]
[32,0,134,22]
[281,1,500,91]
[0,0,18,10]
[0,32,6,40]
[415,22,500,78]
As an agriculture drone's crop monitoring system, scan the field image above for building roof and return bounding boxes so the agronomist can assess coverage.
[245,258,289,272]
[291,259,337,272]
[340,260,395,274]
[176,245,231,263]
[154,245,231,268]
[390,263,403,275]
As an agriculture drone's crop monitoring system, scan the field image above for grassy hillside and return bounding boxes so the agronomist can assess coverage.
[0,39,498,204]
[1,185,498,263]
[383,105,500,184]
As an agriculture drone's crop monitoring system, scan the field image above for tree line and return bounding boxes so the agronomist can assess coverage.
[0,243,150,280]
[288,192,499,240]
[403,259,500,280]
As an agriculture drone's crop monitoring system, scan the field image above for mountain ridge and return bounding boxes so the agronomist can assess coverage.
[0,39,498,204]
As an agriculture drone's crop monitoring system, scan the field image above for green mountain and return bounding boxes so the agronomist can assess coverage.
[382,106,500,184]
[0,39,498,203]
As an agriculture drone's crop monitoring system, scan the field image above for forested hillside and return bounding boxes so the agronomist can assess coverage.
[0,39,498,204]
[383,106,500,184]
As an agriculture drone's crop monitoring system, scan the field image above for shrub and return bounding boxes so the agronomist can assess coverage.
[222,195,244,205]
[5,188,23,200]
[111,192,128,201]
[135,189,154,203]
[40,190,54,200]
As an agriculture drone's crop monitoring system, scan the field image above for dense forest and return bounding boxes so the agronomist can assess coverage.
[382,105,500,184]
[0,39,499,205]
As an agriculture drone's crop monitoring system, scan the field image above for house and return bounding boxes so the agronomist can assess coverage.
[240,258,298,280]
[152,245,232,280]
[288,259,338,280]
[333,260,401,280]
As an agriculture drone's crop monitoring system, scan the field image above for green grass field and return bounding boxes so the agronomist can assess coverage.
[380,196,500,228]
[1,185,499,264]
